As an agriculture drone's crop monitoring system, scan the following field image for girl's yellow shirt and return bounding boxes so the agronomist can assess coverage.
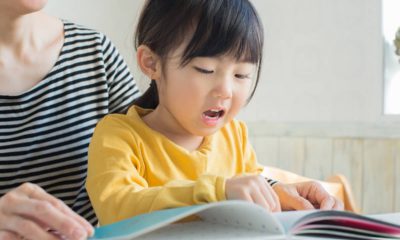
[86,106,263,225]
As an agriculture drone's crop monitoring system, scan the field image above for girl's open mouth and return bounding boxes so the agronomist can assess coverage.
[202,109,225,119]
[202,108,225,127]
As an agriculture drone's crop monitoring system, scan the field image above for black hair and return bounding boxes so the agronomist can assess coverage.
[133,0,264,109]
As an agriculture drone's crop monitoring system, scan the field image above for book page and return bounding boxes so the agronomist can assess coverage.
[369,212,400,225]
[288,210,400,239]
[138,221,288,240]
[273,210,317,232]
[197,201,285,235]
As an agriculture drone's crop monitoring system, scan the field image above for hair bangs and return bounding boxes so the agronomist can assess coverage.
[180,0,263,66]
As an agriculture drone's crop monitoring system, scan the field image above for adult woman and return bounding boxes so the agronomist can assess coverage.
[0,0,139,239]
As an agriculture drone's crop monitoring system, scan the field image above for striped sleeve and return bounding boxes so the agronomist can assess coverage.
[100,35,140,113]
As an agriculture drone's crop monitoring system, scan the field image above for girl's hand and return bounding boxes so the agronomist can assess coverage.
[0,183,94,240]
[272,181,344,211]
[225,175,281,212]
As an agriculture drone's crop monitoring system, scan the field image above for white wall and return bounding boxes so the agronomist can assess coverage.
[45,0,400,134]
[245,0,383,123]
[44,0,147,89]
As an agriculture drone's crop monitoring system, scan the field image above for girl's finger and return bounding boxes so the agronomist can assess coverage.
[291,196,315,210]
[259,186,279,212]
[261,180,281,212]
[332,198,345,210]
[319,196,336,210]
[250,190,271,211]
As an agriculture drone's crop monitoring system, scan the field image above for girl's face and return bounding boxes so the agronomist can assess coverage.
[154,43,256,138]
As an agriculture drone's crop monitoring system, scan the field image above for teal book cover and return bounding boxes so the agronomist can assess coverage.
[90,204,208,240]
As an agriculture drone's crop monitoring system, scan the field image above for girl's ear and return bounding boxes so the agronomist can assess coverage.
[137,45,161,80]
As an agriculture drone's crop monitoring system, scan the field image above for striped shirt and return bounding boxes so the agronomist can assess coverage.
[0,20,140,225]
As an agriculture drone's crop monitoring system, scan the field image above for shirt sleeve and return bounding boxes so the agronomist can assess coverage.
[100,35,141,113]
[86,116,226,225]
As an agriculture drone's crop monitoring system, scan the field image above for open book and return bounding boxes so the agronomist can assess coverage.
[90,200,400,240]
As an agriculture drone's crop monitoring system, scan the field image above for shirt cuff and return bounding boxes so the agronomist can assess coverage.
[265,178,278,187]
[215,176,227,201]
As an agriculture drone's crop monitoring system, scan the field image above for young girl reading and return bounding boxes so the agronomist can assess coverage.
[87,0,343,225]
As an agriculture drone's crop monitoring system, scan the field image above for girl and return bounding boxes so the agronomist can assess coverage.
[87,0,343,225]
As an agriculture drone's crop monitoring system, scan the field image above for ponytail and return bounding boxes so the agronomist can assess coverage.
[132,80,159,109]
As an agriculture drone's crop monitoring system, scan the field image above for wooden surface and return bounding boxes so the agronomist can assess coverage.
[250,133,400,214]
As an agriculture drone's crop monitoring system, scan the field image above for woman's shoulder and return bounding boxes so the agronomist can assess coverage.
[61,20,111,47]
[61,20,125,63]
[62,20,103,37]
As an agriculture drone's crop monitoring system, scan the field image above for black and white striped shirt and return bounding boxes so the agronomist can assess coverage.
[0,21,140,225]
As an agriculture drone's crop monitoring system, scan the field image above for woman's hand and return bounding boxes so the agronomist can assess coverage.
[272,181,344,211]
[225,175,281,212]
[0,183,94,240]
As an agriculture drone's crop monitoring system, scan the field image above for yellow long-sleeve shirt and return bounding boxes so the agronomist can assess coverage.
[86,106,263,225]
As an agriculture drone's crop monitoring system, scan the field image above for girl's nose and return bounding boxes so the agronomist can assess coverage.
[212,78,233,99]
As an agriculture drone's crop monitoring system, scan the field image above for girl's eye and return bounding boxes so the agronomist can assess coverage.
[235,74,251,79]
[193,66,214,74]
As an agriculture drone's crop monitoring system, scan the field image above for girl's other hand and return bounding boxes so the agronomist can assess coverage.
[225,175,281,212]
[0,183,94,240]
[272,181,344,211]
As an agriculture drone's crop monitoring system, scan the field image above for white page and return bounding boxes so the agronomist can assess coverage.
[368,212,400,225]
[273,210,317,233]
[137,221,318,240]
[197,201,285,235]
